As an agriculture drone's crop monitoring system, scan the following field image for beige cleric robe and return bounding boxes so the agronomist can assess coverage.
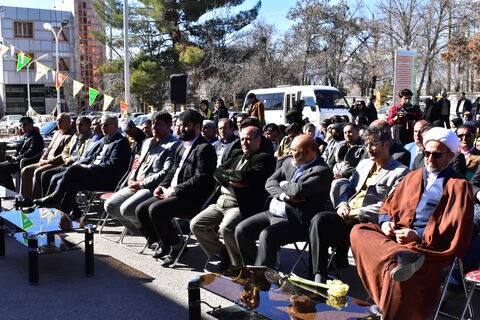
[350,168,474,320]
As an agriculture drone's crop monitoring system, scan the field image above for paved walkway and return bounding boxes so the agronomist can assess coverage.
[0,202,478,319]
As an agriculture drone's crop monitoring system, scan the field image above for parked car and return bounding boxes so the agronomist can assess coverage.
[34,115,56,128]
[133,114,151,127]
[0,115,23,134]
[40,121,58,147]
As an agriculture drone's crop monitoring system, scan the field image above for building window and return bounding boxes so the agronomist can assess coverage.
[53,57,70,72]
[14,21,33,38]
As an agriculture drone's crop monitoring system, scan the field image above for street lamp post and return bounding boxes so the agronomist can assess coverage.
[43,19,69,115]
[26,53,49,112]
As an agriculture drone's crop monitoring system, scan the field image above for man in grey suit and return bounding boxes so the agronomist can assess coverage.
[104,111,180,232]
[235,134,333,267]
[309,125,409,283]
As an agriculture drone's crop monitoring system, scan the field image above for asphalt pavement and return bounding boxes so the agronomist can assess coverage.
[0,200,478,320]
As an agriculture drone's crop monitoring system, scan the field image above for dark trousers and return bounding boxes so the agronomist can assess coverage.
[41,166,66,197]
[440,114,451,129]
[135,195,200,247]
[309,211,358,278]
[235,210,307,268]
[49,171,67,195]
[57,165,118,214]
[0,161,20,191]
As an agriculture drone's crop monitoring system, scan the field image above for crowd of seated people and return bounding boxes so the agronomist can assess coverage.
[6,90,480,319]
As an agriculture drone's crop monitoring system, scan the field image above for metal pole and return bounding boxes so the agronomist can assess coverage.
[123,0,131,109]
[26,62,32,110]
[53,30,61,115]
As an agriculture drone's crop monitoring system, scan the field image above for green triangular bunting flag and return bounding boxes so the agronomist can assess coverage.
[16,52,31,71]
[88,88,99,106]
[20,212,34,230]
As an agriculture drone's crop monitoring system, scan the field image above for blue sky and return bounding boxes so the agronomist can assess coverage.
[0,0,294,32]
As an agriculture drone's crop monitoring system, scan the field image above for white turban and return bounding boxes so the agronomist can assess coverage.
[423,127,459,153]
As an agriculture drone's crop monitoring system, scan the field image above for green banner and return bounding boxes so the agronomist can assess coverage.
[20,212,34,230]
[89,88,99,106]
[16,52,31,71]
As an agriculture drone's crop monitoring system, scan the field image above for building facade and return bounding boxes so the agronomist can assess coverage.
[0,0,105,116]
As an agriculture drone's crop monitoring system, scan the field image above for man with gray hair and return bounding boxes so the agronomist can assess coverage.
[201,119,218,144]
[104,111,180,233]
[34,114,131,220]
[19,112,74,206]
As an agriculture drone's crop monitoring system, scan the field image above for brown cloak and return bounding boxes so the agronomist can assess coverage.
[350,168,473,320]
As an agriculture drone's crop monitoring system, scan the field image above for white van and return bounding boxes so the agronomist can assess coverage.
[243,85,350,126]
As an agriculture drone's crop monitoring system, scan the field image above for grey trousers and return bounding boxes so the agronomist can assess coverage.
[104,187,153,231]
[190,194,244,266]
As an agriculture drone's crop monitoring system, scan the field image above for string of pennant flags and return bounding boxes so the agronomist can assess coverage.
[0,43,130,116]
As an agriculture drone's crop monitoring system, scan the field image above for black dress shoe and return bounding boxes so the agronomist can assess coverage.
[390,251,425,282]
[33,194,60,207]
[161,246,182,267]
[152,246,170,259]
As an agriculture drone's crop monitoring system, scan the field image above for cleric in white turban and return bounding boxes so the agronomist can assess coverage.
[350,124,474,320]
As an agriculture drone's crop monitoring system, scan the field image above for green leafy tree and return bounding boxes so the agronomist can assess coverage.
[92,0,260,109]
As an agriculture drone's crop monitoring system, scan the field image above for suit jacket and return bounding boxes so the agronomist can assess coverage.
[42,128,74,164]
[214,149,276,218]
[131,134,180,190]
[265,156,333,226]
[465,148,480,178]
[161,135,217,207]
[16,129,44,162]
[456,98,472,117]
[77,134,104,165]
[338,158,409,223]
[89,130,131,185]
[223,135,273,163]
[55,131,93,165]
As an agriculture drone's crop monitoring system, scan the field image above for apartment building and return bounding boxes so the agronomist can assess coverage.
[0,0,104,116]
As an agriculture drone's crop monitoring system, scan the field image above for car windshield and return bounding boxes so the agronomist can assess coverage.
[40,121,57,134]
[10,115,22,121]
[314,90,348,109]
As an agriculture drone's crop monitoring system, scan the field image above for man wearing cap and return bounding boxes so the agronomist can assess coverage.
[350,127,474,320]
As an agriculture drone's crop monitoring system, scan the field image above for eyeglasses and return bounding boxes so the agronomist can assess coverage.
[424,151,448,159]
[364,141,382,149]
[457,134,472,140]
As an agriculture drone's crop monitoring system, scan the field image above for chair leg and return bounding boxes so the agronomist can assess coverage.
[460,282,476,320]
[433,257,457,320]
[170,231,191,268]
[289,242,309,274]
[458,259,475,319]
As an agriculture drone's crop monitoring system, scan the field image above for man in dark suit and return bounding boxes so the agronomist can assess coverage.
[190,126,276,269]
[456,92,472,118]
[235,134,333,267]
[0,116,44,191]
[135,109,217,266]
[34,114,131,219]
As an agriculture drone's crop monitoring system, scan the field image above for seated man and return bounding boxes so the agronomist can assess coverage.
[141,119,153,138]
[0,116,44,191]
[201,120,218,145]
[135,109,217,266]
[456,124,480,180]
[104,111,180,233]
[212,118,238,167]
[39,116,93,197]
[331,123,363,179]
[350,127,473,320]
[309,126,409,283]
[43,117,104,196]
[190,126,276,269]
[34,114,131,219]
[235,135,332,267]
[20,113,74,204]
